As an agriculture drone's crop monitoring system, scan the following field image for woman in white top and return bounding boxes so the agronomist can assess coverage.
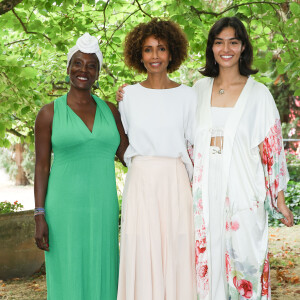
[117,19,197,300]
[193,17,293,300]
[118,17,294,300]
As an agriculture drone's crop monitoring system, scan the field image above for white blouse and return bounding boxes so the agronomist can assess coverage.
[211,106,233,137]
[119,83,197,179]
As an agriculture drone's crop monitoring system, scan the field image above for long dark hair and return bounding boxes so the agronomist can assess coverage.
[200,17,258,77]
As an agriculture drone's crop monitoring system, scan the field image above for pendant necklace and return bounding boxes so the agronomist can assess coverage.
[219,89,225,95]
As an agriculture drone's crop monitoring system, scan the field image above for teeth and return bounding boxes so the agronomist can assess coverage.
[151,63,160,66]
[78,77,88,80]
[221,56,233,59]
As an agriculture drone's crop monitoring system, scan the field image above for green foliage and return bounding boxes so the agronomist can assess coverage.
[0,0,299,146]
[0,200,24,214]
[286,151,300,182]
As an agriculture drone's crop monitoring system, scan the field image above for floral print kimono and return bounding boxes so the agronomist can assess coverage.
[192,77,289,300]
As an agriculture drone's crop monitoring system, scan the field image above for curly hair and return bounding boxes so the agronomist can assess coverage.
[200,17,258,77]
[124,18,188,74]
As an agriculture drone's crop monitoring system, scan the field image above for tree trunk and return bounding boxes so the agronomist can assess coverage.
[14,143,29,186]
[0,0,23,15]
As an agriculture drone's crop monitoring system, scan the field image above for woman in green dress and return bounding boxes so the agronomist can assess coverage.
[34,33,128,300]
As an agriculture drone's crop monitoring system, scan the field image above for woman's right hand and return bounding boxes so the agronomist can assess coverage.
[116,84,128,102]
[35,215,49,251]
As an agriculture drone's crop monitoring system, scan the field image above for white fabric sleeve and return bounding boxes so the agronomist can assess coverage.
[184,91,197,145]
[118,98,128,134]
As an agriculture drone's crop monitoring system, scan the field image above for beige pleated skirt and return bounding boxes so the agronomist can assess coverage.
[118,156,196,300]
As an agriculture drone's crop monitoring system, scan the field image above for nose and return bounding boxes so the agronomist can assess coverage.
[152,49,159,59]
[80,63,88,72]
[224,41,229,52]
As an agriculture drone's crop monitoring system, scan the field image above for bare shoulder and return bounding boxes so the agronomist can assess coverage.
[35,102,54,128]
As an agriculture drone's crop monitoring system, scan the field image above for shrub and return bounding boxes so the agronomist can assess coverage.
[0,201,24,214]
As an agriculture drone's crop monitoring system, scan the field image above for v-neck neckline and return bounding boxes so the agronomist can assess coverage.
[210,77,250,110]
[66,95,98,134]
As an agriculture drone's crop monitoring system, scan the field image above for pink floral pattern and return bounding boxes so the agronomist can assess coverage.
[225,251,231,281]
[193,153,203,184]
[261,253,270,297]
[233,276,253,299]
[195,219,209,296]
[262,119,288,218]
[193,151,209,297]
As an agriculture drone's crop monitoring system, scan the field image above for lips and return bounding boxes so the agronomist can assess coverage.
[220,55,233,59]
[150,62,161,67]
[77,76,88,81]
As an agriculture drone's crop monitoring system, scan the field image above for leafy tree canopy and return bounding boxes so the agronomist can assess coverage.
[0,0,299,147]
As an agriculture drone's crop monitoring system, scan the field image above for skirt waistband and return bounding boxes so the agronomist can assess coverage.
[132,155,182,162]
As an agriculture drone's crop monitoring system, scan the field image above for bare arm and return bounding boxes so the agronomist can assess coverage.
[106,101,129,166]
[34,102,54,251]
[258,142,293,227]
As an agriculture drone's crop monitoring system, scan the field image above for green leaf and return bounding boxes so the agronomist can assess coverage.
[259,77,273,84]
[294,89,300,96]
[290,3,300,15]
[21,106,31,115]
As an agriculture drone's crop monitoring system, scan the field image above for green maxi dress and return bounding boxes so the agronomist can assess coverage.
[45,94,120,300]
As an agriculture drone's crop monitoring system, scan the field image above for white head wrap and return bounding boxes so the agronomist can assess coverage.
[67,33,103,70]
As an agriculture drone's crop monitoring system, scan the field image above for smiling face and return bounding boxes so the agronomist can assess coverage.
[141,35,171,74]
[67,51,99,91]
[212,27,245,71]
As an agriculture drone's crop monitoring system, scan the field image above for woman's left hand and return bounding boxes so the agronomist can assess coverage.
[277,193,294,227]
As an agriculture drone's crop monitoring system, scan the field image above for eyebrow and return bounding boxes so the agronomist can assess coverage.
[143,44,167,47]
[214,37,240,40]
[74,57,97,63]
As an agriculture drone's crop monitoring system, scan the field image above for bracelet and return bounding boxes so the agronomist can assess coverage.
[34,207,45,216]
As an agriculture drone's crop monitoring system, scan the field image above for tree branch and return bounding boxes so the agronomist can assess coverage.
[12,8,52,43]
[102,63,118,83]
[0,0,23,15]
[135,0,152,18]
[106,9,140,46]
[103,0,110,38]
[191,1,283,17]
[5,38,29,46]
[6,128,26,138]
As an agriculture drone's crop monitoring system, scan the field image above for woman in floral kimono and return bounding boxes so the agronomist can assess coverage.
[193,17,294,300]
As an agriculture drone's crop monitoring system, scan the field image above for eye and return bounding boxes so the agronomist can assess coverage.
[231,40,239,45]
[214,41,222,45]
[159,47,166,51]
[144,48,151,53]
[74,61,81,66]
[88,64,97,69]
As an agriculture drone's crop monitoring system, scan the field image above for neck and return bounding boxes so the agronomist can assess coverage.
[142,73,173,89]
[68,87,92,104]
[216,66,244,87]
